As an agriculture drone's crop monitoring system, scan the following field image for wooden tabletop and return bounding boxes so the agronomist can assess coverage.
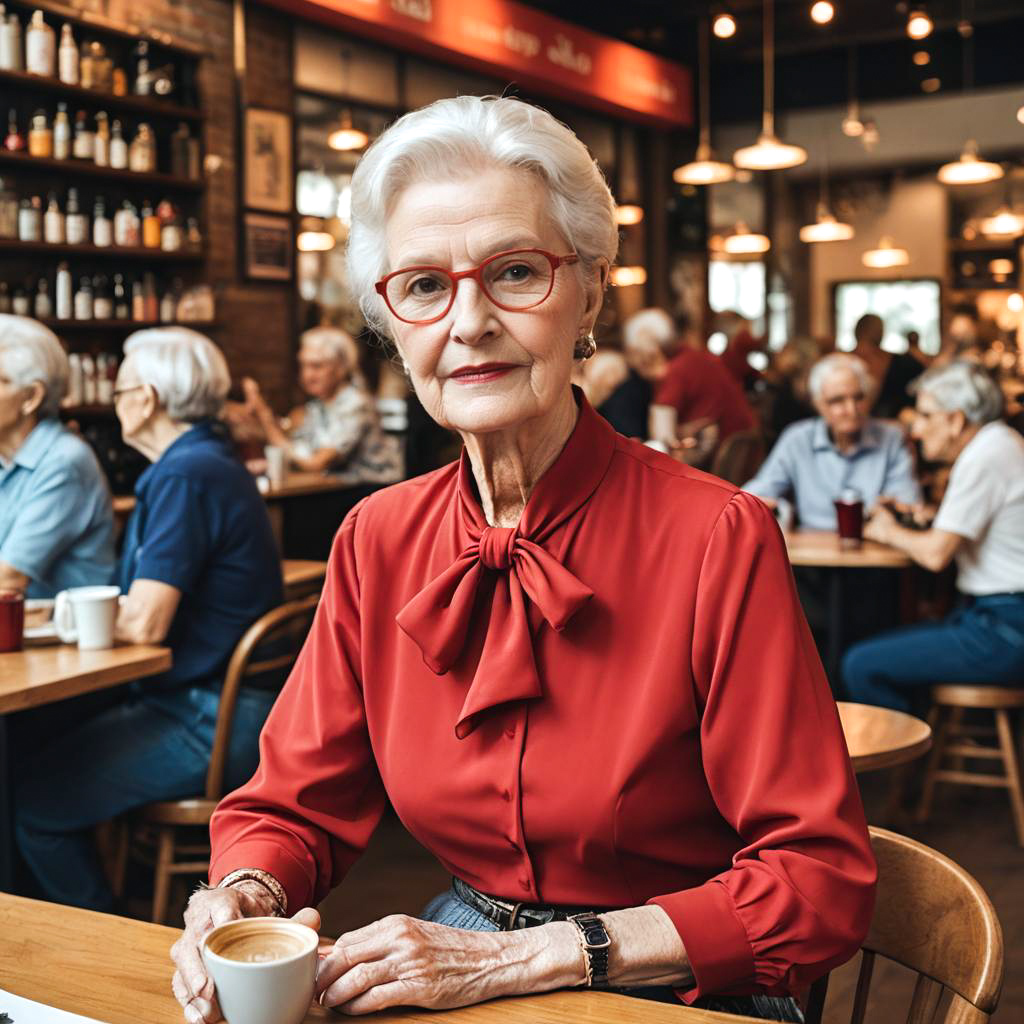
[784,530,913,569]
[282,559,329,599]
[0,643,171,713]
[838,701,933,773]
[0,894,757,1024]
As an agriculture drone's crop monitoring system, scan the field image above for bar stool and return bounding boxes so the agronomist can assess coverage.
[917,685,1024,846]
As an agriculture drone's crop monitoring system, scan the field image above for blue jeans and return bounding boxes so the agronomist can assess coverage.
[13,684,275,912]
[421,887,803,1022]
[842,594,1024,712]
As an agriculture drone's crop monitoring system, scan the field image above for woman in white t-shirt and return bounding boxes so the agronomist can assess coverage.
[843,360,1024,711]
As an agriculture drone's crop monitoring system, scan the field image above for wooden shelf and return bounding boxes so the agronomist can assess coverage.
[41,319,218,331]
[0,149,203,191]
[0,240,203,261]
[0,69,203,122]
[948,237,1020,252]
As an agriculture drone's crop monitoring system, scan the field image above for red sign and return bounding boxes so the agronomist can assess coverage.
[263,0,692,128]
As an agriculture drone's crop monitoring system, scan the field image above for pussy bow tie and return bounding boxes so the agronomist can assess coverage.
[396,525,593,738]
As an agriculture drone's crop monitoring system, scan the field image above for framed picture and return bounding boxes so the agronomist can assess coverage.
[243,212,293,281]
[244,108,293,213]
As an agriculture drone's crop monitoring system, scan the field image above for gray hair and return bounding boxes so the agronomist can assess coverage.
[622,308,676,356]
[0,314,69,418]
[347,95,619,340]
[911,359,1004,424]
[808,353,874,402]
[123,327,230,421]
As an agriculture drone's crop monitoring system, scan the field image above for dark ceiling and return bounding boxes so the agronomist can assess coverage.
[523,1,1024,126]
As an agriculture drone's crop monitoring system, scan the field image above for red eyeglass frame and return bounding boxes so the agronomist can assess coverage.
[374,248,580,325]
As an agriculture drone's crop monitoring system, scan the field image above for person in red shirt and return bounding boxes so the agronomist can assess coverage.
[648,311,758,466]
[170,96,874,1024]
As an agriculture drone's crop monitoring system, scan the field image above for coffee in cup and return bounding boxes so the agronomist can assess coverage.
[53,585,120,650]
[0,591,25,653]
[201,918,318,1024]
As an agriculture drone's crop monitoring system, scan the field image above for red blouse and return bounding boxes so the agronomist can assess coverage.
[210,395,876,1002]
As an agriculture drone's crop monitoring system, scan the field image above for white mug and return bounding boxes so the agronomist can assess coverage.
[201,918,318,1024]
[53,585,121,650]
[264,445,287,488]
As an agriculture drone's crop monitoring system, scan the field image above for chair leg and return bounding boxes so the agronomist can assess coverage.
[110,820,130,900]
[947,707,965,772]
[995,709,1024,847]
[916,705,948,824]
[151,828,175,925]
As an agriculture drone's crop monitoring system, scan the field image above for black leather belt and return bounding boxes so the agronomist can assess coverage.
[452,877,609,930]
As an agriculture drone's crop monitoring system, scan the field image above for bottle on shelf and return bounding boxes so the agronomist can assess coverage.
[170,123,190,179]
[132,40,150,96]
[66,352,83,405]
[28,109,52,158]
[130,276,145,321]
[113,199,139,247]
[72,109,94,161]
[12,285,29,316]
[112,273,128,318]
[18,195,42,241]
[94,111,110,167]
[34,276,51,318]
[112,66,126,96]
[74,276,93,320]
[92,196,111,247]
[142,271,158,321]
[128,123,156,173]
[80,353,96,403]
[44,191,64,244]
[157,199,181,252]
[4,108,24,151]
[185,216,202,253]
[159,282,176,323]
[0,175,17,239]
[58,23,78,84]
[80,40,112,92]
[140,199,160,249]
[107,118,127,169]
[25,10,56,77]
[0,281,10,313]
[0,10,22,72]
[65,187,87,244]
[53,103,70,159]
[55,261,72,319]
[96,352,115,403]
[93,274,112,320]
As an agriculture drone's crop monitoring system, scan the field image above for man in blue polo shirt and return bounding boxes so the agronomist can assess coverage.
[15,329,285,912]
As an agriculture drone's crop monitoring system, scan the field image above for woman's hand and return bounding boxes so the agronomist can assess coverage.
[170,883,322,1024]
[864,504,897,544]
[315,914,582,1015]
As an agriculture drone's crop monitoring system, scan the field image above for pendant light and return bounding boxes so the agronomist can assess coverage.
[979,205,1024,239]
[614,204,644,225]
[724,222,771,255]
[800,125,854,243]
[733,0,807,171]
[328,109,369,152]
[862,236,909,269]
[674,18,734,186]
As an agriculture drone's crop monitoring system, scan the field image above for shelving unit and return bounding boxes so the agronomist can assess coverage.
[0,150,203,191]
[0,239,203,260]
[39,318,217,332]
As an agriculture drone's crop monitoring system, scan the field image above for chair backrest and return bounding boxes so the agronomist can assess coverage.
[204,594,320,800]
[711,429,764,485]
[847,827,1004,1024]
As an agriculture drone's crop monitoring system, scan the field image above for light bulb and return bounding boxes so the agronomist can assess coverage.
[712,13,736,39]
[937,142,1004,185]
[733,133,807,171]
[810,2,834,25]
[610,266,647,287]
[862,237,909,269]
[1007,293,1023,313]
[297,231,335,252]
[907,9,933,40]
[724,223,771,255]
[614,204,644,226]
[913,50,930,66]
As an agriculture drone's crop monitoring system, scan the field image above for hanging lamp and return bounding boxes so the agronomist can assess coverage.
[979,204,1024,239]
[800,127,854,243]
[862,236,909,269]
[733,0,806,171]
[723,222,771,255]
[328,109,369,151]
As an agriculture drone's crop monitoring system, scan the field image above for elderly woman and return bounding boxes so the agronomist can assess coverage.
[172,97,874,1023]
[844,360,1024,711]
[0,315,114,597]
[243,326,402,484]
[14,327,283,912]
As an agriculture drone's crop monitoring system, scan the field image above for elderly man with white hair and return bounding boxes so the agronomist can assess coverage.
[0,314,114,597]
[14,327,283,913]
[744,352,920,530]
[844,360,1024,712]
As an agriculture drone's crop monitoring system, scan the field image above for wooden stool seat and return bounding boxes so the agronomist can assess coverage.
[918,684,1024,846]
[136,798,218,827]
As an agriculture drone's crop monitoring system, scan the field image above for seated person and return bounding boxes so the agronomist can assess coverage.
[243,326,402,485]
[647,310,757,467]
[844,361,1024,712]
[594,309,667,439]
[851,314,921,420]
[744,353,920,530]
[14,327,284,912]
[0,315,114,598]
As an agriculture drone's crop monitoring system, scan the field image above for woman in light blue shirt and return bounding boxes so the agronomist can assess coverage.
[0,315,115,598]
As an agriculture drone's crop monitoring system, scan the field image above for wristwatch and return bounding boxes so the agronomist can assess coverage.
[568,912,611,989]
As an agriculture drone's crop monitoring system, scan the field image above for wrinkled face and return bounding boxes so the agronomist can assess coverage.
[814,367,870,439]
[298,345,347,401]
[911,389,963,463]
[0,366,30,442]
[948,314,977,348]
[382,167,602,436]
[113,353,152,445]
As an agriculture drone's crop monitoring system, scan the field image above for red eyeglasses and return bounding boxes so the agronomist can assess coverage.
[374,248,579,325]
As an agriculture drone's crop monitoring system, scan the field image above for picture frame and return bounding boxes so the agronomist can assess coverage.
[243,212,294,281]
[244,108,293,213]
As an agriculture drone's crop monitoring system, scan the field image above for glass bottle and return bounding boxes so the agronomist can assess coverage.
[72,109,93,161]
[43,191,64,244]
[132,39,149,95]
[79,40,111,91]
[65,187,87,244]
[142,271,158,321]
[55,261,71,319]
[93,110,109,167]
[73,276,93,319]
[113,199,139,247]
[33,276,51,318]
[27,109,52,158]
[25,10,55,77]
[80,354,95,402]
[0,175,17,239]
[11,286,29,316]
[58,22,77,84]
[170,123,190,178]
[141,199,160,248]
[111,67,126,96]
[92,196,111,247]
[18,195,42,241]
[185,216,202,252]
[92,273,112,319]
[0,281,10,313]
[53,102,70,159]
[159,283,175,323]
[131,277,145,321]
[112,273,129,318]
[128,123,155,173]
[108,118,127,169]
[4,108,24,152]
[0,12,22,71]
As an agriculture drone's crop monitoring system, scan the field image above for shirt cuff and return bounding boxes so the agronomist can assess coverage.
[209,840,316,913]
[647,880,756,1002]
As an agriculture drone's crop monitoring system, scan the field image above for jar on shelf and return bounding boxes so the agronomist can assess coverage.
[0,176,18,239]
[128,123,156,173]
[80,40,112,91]
[28,109,52,158]
[25,10,56,77]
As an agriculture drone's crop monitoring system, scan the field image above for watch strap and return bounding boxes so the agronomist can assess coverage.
[568,912,611,989]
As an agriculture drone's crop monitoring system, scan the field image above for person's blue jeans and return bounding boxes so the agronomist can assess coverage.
[13,684,275,912]
[842,594,1024,712]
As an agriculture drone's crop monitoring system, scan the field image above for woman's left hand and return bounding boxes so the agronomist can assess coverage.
[864,504,897,544]
[315,914,580,1014]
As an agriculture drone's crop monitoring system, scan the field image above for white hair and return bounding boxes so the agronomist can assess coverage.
[347,95,619,340]
[0,314,69,418]
[300,325,367,390]
[622,308,676,356]
[808,353,874,402]
[912,359,1003,424]
[123,327,230,422]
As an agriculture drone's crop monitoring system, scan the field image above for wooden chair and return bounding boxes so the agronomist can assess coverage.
[806,827,1003,1024]
[917,685,1024,847]
[115,594,319,924]
[711,429,765,486]
[281,558,328,600]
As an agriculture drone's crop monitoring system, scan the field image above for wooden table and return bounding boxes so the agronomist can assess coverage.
[837,701,932,773]
[0,894,755,1024]
[282,559,328,600]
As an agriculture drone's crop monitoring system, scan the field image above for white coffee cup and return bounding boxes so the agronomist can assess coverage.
[264,445,287,488]
[53,585,121,650]
[201,918,318,1024]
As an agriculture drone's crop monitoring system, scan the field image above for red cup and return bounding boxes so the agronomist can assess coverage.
[0,591,25,653]
[834,498,864,549]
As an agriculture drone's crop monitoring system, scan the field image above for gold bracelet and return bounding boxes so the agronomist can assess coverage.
[217,868,288,917]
